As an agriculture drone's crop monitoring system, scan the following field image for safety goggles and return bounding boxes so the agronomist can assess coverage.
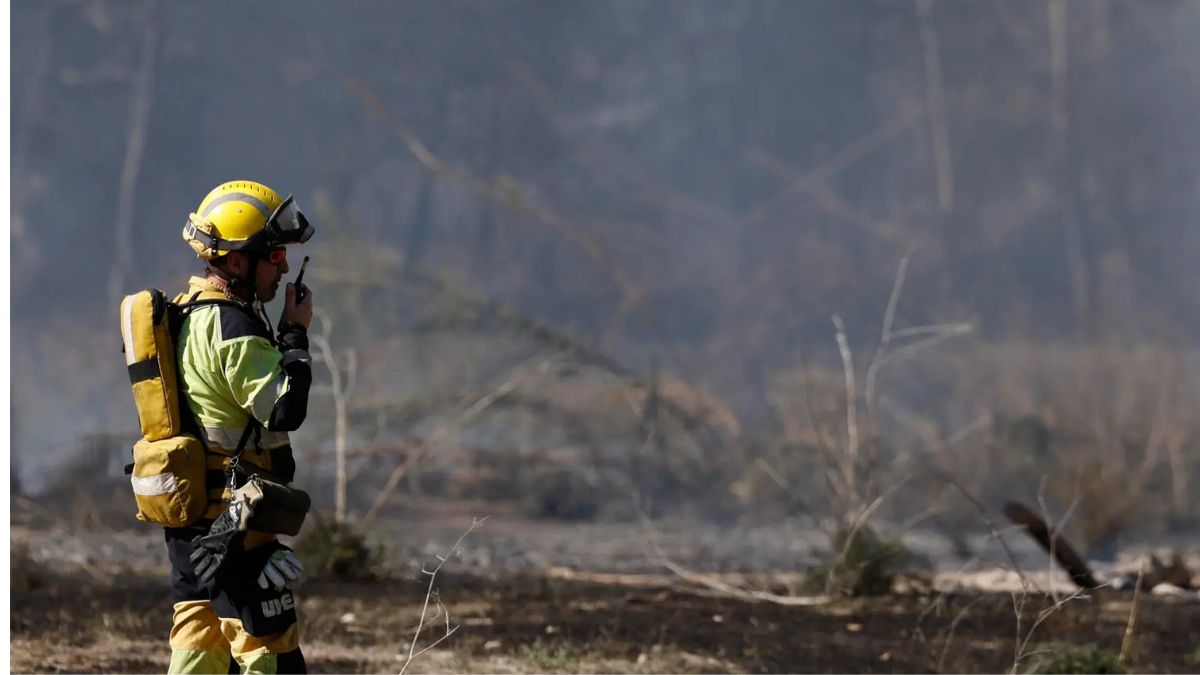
[262,196,315,247]
[265,246,288,265]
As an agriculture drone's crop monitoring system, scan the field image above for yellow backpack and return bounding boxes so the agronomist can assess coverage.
[119,289,231,527]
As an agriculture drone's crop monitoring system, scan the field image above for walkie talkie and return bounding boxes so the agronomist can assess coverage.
[294,256,310,303]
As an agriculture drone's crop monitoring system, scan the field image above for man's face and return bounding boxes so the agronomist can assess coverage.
[254,248,289,302]
[225,250,289,302]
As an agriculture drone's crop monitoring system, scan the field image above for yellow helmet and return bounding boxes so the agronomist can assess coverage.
[182,180,314,260]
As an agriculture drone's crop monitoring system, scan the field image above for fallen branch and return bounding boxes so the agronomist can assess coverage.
[637,508,829,606]
[656,557,830,607]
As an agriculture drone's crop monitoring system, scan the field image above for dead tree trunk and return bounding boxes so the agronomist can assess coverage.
[1003,501,1100,589]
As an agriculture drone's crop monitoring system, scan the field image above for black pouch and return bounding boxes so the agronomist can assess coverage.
[235,474,311,536]
[164,527,212,602]
[212,543,300,637]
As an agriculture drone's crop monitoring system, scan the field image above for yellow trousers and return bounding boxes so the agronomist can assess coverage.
[168,600,302,674]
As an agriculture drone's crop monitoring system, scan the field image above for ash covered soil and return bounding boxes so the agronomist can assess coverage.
[11,499,1200,673]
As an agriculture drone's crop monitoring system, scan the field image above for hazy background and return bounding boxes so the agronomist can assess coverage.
[11,1,1200,552]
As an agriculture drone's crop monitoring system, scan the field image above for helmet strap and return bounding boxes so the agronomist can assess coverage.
[204,256,274,341]
[203,252,259,305]
[203,264,237,296]
[242,252,279,343]
[243,253,260,304]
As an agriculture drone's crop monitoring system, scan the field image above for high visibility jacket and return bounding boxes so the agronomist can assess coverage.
[174,277,311,536]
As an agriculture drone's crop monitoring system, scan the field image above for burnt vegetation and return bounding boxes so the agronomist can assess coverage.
[12,1,1200,672]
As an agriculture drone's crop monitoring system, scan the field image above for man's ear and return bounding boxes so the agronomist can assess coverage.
[224,252,246,276]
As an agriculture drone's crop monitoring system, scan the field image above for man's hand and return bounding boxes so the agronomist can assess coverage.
[258,548,305,590]
[280,282,313,330]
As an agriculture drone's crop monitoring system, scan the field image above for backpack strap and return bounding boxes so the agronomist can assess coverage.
[174,290,263,490]
[176,297,247,313]
[224,418,260,490]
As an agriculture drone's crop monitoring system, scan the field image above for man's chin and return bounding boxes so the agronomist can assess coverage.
[260,286,278,302]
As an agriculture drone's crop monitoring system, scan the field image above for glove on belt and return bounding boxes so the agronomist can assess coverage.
[189,474,312,586]
[189,490,254,587]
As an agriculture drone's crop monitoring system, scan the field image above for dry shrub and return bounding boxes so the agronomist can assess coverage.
[937,343,1200,552]
[1023,642,1125,674]
[765,365,866,519]
[294,514,384,581]
[804,525,921,596]
[36,433,140,533]
[756,340,1200,551]
[526,467,601,521]
[11,542,41,593]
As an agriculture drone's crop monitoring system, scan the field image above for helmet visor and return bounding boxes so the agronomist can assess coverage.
[263,196,315,246]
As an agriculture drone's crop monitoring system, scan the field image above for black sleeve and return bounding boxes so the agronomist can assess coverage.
[267,323,312,432]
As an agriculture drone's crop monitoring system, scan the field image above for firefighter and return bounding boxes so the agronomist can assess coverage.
[170,180,315,673]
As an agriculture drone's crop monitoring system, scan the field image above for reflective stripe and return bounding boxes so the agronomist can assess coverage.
[200,192,271,218]
[131,472,178,496]
[121,295,137,365]
[203,426,290,450]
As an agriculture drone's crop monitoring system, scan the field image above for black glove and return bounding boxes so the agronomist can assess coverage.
[276,321,309,352]
[189,493,254,587]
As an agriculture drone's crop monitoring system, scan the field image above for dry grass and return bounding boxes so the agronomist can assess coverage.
[1022,641,1126,674]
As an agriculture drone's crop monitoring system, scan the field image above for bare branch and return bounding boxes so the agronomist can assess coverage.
[832,314,860,514]
[741,107,923,232]
[338,73,704,397]
[107,0,158,307]
[361,355,553,528]
[1117,561,1145,666]
[397,517,487,675]
[932,473,1031,590]
[311,309,355,524]
[915,0,955,216]
[936,594,987,673]
[1012,584,1097,673]
[865,254,912,434]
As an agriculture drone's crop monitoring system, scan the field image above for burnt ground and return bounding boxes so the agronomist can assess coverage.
[10,562,1200,674]
[10,499,1200,674]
